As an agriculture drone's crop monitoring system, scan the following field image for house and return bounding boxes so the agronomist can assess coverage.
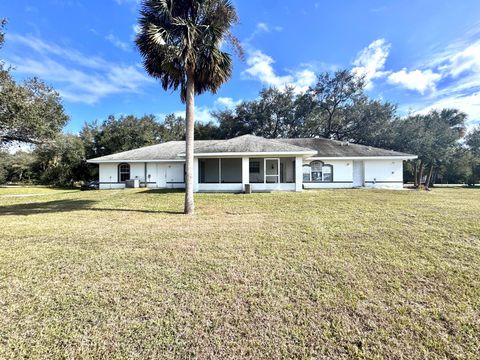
[87,135,417,191]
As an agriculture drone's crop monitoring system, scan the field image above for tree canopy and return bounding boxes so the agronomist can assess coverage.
[0,18,68,147]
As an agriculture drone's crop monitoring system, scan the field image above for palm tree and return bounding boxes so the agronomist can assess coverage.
[136,0,242,214]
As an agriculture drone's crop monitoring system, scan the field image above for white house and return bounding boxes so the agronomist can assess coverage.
[87,135,417,191]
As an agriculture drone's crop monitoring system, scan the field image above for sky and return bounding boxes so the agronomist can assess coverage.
[1,0,480,133]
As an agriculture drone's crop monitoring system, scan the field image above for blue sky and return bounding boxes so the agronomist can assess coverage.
[1,0,480,132]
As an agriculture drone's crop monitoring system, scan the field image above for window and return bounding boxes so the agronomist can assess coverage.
[303,165,311,182]
[322,165,333,182]
[118,163,130,182]
[303,161,333,182]
[249,161,260,174]
[311,161,323,182]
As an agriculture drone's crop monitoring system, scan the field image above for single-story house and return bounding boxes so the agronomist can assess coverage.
[87,134,417,192]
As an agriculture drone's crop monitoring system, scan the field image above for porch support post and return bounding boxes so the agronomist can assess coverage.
[242,157,250,191]
[193,157,199,193]
[295,156,303,192]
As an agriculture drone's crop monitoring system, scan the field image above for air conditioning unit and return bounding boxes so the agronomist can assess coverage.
[125,179,140,188]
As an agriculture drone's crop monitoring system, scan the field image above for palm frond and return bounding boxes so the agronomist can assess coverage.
[136,0,242,103]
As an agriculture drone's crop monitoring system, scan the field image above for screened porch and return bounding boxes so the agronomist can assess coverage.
[196,157,298,192]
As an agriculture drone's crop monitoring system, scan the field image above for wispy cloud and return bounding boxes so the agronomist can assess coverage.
[114,0,140,5]
[244,22,283,43]
[350,35,480,126]
[105,33,131,52]
[403,27,480,126]
[7,33,153,104]
[352,39,390,89]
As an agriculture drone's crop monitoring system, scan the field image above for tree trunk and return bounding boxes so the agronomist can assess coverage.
[425,163,434,190]
[417,160,424,189]
[413,161,418,188]
[184,71,195,215]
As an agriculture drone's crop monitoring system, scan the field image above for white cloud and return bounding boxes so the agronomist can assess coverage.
[243,49,316,93]
[160,106,216,124]
[403,34,480,127]
[114,0,140,5]
[418,92,480,128]
[256,22,270,32]
[8,34,110,69]
[387,69,441,94]
[244,22,283,44]
[105,34,131,52]
[352,38,390,88]
[215,97,242,108]
[255,22,283,33]
[7,34,153,104]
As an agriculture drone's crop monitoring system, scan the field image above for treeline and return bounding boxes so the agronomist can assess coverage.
[1,62,479,186]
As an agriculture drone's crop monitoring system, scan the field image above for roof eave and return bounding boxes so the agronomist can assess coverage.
[178,151,318,157]
[306,155,418,160]
[86,159,185,163]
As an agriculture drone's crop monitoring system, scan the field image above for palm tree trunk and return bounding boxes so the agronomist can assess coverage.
[184,71,195,215]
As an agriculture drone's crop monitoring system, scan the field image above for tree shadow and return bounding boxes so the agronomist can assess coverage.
[137,188,185,194]
[0,199,183,216]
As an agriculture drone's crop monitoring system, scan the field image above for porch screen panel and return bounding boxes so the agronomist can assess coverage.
[265,159,279,183]
[199,158,219,183]
[221,158,242,183]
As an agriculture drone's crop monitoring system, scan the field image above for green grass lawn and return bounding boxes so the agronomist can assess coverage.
[0,188,479,358]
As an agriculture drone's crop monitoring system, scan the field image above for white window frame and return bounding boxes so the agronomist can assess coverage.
[118,163,130,182]
[303,161,334,183]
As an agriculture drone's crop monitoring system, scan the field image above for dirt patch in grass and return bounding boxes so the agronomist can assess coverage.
[0,188,479,358]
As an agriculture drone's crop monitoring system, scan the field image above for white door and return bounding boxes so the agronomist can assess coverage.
[156,164,167,188]
[264,158,280,183]
[353,161,364,187]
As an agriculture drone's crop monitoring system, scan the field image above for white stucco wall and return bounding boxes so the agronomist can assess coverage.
[99,163,125,189]
[364,160,403,189]
[166,163,185,184]
[96,157,406,191]
[130,163,145,181]
[98,162,185,189]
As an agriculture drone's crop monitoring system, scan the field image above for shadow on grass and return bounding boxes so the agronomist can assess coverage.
[0,199,183,216]
[136,188,185,194]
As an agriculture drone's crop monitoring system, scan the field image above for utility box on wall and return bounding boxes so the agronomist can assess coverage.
[125,179,140,188]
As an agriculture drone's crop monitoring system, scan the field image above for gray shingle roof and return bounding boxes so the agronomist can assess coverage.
[278,138,414,157]
[88,140,219,162]
[191,135,316,154]
[88,135,415,162]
